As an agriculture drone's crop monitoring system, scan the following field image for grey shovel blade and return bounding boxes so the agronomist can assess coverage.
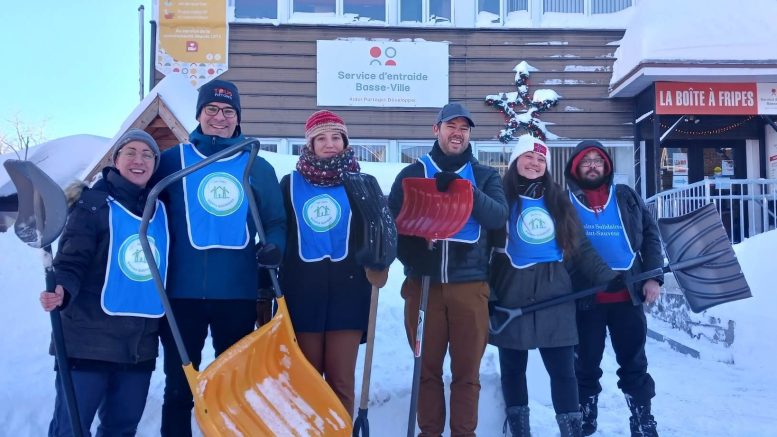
[658,203,751,312]
[343,172,397,270]
[3,160,68,248]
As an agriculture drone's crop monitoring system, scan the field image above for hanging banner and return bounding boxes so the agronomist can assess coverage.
[156,0,228,87]
[655,82,777,115]
[317,40,449,108]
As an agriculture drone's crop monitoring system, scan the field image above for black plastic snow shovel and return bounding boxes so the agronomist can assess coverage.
[394,177,474,437]
[3,160,84,437]
[139,140,352,436]
[490,203,752,335]
[342,172,398,437]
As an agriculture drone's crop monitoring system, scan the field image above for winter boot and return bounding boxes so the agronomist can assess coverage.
[626,395,658,437]
[503,405,530,437]
[579,394,598,436]
[556,412,584,437]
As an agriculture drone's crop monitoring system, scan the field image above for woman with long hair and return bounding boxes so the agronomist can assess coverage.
[489,135,622,437]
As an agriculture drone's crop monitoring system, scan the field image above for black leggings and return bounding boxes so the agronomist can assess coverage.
[499,345,579,414]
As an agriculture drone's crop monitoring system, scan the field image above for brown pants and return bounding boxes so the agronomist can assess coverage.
[296,330,363,418]
[402,278,490,437]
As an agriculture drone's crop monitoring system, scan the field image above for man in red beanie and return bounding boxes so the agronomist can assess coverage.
[564,140,663,437]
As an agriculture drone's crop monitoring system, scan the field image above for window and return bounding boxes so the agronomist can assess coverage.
[290,0,387,22]
[294,0,335,13]
[400,143,432,163]
[345,0,386,21]
[234,0,277,19]
[351,141,388,162]
[258,142,278,153]
[592,0,632,14]
[400,0,451,24]
[477,0,529,25]
[543,0,583,14]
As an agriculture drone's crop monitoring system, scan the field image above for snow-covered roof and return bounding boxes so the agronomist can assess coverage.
[610,0,777,97]
[0,134,109,196]
[78,75,199,181]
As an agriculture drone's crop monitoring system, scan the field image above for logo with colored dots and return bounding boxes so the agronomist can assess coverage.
[369,46,398,66]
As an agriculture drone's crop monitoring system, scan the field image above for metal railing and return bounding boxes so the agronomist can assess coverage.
[646,178,777,243]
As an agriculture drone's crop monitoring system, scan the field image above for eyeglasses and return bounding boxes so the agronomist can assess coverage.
[119,148,156,162]
[580,158,605,168]
[203,105,237,118]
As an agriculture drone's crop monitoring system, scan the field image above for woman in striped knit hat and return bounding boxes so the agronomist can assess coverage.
[278,110,384,418]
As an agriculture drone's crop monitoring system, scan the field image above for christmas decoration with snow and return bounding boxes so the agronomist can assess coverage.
[485,61,561,143]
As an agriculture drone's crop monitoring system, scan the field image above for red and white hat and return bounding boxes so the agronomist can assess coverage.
[304,110,349,147]
[509,134,550,167]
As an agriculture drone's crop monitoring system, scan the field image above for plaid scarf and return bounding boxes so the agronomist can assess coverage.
[296,146,361,187]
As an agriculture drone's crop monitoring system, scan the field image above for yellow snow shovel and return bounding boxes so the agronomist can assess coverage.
[139,140,352,436]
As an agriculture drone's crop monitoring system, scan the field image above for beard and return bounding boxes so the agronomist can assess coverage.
[577,171,607,189]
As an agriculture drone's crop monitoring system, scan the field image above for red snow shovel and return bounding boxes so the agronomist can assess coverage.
[3,160,84,437]
[394,177,474,437]
[489,202,752,335]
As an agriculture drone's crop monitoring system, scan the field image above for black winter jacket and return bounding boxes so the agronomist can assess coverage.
[53,168,159,368]
[563,142,664,308]
[388,143,508,283]
[488,217,618,350]
[277,173,371,334]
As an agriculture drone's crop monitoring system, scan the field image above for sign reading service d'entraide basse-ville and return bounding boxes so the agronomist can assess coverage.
[316,40,449,108]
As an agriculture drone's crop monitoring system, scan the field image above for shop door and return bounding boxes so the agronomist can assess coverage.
[660,140,747,241]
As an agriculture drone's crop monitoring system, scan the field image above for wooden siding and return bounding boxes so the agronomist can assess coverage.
[159,25,631,141]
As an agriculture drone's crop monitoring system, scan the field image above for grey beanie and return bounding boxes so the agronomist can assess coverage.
[112,128,161,172]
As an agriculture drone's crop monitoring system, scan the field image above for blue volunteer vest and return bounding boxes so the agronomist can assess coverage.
[101,199,168,318]
[181,143,250,249]
[291,171,352,262]
[502,196,563,268]
[418,154,481,243]
[570,189,636,270]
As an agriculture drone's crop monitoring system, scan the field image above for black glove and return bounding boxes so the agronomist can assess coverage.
[605,274,627,293]
[434,171,462,192]
[256,243,282,269]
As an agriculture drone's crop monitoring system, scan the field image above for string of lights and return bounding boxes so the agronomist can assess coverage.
[656,115,756,136]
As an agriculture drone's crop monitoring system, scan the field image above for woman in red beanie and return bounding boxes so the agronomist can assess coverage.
[278,110,379,418]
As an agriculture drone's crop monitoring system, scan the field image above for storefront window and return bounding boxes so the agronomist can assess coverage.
[351,142,388,162]
[659,147,689,191]
[400,144,432,163]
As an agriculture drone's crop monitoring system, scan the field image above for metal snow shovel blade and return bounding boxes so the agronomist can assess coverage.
[489,202,752,335]
[3,160,84,437]
[394,177,474,437]
[657,202,751,312]
[139,140,351,436]
[342,172,397,270]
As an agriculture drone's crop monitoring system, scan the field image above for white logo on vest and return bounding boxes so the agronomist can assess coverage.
[517,206,555,244]
[197,172,244,216]
[303,194,342,232]
[119,235,160,282]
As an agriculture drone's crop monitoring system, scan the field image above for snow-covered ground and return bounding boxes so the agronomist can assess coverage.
[1,150,776,435]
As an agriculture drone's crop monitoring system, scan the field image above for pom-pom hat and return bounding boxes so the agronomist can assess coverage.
[509,134,550,167]
[305,110,349,147]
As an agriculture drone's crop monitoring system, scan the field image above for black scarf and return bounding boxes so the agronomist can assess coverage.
[428,141,474,171]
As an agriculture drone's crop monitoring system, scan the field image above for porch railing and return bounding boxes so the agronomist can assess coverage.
[645,179,777,243]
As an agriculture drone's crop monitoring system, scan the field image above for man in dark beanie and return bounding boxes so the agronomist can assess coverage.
[150,79,286,436]
[564,140,663,437]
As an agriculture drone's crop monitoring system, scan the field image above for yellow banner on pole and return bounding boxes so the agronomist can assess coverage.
[156,0,228,87]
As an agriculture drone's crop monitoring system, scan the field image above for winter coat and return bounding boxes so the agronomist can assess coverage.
[53,167,159,367]
[563,143,664,308]
[151,126,287,300]
[278,173,371,334]
[488,204,618,350]
[387,142,508,283]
